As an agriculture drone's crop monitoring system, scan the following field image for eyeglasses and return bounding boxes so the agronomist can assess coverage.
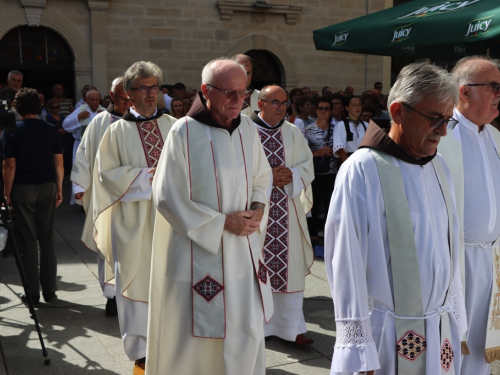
[260,99,291,108]
[317,106,332,112]
[114,96,132,103]
[463,82,500,94]
[206,84,250,99]
[131,85,160,95]
[50,106,60,109]
[402,102,458,130]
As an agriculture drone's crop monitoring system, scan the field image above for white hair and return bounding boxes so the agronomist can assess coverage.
[388,62,458,120]
[124,61,163,92]
[451,56,500,101]
[201,57,246,86]
[111,76,124,92]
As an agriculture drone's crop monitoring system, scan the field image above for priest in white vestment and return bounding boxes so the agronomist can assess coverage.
[250,85,315,345]
[71,76,131,316]
[325,63,467,375]
[92,62,175,374]
[234,54,260,117]
[440,56,500,374]
[146,58,274,375]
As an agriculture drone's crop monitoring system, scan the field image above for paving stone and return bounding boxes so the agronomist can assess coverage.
[1,175,499,375]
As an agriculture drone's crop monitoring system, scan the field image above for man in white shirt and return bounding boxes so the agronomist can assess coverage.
[62,89,104,163]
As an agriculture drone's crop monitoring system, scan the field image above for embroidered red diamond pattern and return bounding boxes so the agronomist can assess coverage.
[136,120,164,168]
[258,127,288,292]
[440,339,454,372]
[192,274,224,303]
[258,260,268,284]
[396,330,427,362]
[110,114,121,124]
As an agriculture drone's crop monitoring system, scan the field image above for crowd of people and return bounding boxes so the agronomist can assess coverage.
[2,53,500,375]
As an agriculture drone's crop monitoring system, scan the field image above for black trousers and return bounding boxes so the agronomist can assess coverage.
[11,183,57,297]
[308,173,336,237]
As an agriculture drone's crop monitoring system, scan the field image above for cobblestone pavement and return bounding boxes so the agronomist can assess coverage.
[0,177,498,374]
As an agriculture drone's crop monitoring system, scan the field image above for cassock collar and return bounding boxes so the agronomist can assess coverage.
[454,108,485,133]
[251,111,285,130]
[122,107,163,122]
[359,120,436,166]
[187,92,241,134]
[107,103,123,117]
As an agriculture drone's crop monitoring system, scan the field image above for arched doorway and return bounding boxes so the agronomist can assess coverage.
[0,26,75,102]
[245,49,284,90]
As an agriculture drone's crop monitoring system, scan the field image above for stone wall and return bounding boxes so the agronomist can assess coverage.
[1,0,388,96]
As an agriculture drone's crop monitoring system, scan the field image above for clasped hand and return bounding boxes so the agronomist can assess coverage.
[273,165,293,188]
[224,208,263,236]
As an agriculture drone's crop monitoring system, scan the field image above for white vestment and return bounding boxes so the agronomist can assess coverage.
[325,146,467,375]
[439,109,500,375]
[252,118,315,341]
[71,109,122,297]
[92,113,175,360]
[146,113,272,375]
[241,89,260,117]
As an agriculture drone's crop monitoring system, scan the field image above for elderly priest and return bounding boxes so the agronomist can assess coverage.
[325,63,467,375]
[146,58,273,375]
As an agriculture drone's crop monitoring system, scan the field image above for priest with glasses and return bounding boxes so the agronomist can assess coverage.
[325,63,467,375]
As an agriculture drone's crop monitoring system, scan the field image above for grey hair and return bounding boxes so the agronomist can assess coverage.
[85,89,100,99]
[8,70,23,79]
[111,76,124,92]
[451,55,500,87]
[388,62,458,120]
[124,61,163,92]
[258,84,283,100]
[201,57,246,86]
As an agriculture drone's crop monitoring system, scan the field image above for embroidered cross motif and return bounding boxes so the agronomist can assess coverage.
[192,275,224,303]
[258,127,289,292]
[136,119,164,168]
[396,330,427,362]
[440,339,454,372]
[110,114,121,123]
[258,260,268,284]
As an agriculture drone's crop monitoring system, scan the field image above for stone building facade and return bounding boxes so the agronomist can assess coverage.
[0,0,394,99]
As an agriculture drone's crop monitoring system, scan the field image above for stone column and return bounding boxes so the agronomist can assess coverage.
[88,1,109,96]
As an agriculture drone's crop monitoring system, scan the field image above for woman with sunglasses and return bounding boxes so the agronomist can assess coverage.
[45,97,67,151]
[304,96,337,246]
[333,95,367,163]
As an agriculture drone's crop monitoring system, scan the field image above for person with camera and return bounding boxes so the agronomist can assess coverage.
[3,88,63,304]
[304,96,337,245]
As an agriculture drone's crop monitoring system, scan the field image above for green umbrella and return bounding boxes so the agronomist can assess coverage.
[313,0,500,58]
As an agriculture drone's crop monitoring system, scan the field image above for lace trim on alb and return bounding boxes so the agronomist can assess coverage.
[335,317,373,348]
[452,291,466,322]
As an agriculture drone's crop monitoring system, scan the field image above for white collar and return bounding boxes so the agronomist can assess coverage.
[454,108,484,134]
[130,107,157,119]
[258,112,280,128]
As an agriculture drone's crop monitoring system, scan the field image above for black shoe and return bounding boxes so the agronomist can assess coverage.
[105,297,118,316]
[42,292,57,303]
[21,294,40,305]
